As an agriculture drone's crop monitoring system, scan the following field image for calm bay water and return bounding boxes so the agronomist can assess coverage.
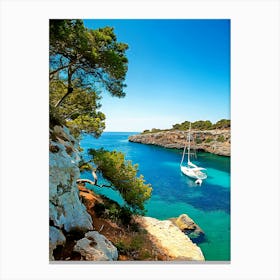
[80,132,230,261]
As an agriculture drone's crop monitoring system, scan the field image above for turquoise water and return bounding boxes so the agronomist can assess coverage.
[80,132,230,261]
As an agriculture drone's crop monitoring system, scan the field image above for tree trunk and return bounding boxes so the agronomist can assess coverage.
[54,66,73,108]
[54,87,73,107]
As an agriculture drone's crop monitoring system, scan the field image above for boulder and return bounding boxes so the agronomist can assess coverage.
[134,216,204,261]
[73,231,118,261]
[170,214,205,243]
[49,226,66,261]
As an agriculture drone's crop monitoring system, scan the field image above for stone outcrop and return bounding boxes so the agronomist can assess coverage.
[49,126,93,260]
[49,226,66,261]
[73,231,118,261]
[129,129,230,156]
[134,216,204,261]
[170,214,205,243]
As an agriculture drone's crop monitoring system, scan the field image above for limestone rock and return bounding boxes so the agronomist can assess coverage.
[49,125,93,233]
[129,129,230,156]
[170,214,205,243]
[134,216,204,261]
[49,226,66,261]
[73,231,118,261]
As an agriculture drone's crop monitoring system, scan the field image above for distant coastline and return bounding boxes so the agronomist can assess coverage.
[129,129,230,157]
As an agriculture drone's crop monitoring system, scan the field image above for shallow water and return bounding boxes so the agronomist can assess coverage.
[80,132,230,261]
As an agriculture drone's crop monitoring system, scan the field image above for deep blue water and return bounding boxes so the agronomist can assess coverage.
[80,132,230,261]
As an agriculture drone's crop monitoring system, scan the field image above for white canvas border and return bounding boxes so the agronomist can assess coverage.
[0,0,279,279]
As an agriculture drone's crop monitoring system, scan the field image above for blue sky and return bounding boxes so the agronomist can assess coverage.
[84,19,230,132]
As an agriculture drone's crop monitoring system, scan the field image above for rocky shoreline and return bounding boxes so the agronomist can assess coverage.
[128,129,230,156]
[49,125,205,261]
[134,216,204,261]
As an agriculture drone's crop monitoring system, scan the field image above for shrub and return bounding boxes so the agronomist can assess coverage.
[217,135,225,142]
[93,202,106,217]
[119,206,132,225]
[130,234,144,251]
[94,197,133,226]
[115,241,129,255]
[151,128,161,133]
[214,119,230,129]
[205,138,213,143]
[192,120,212,130]
[114,233,146,256]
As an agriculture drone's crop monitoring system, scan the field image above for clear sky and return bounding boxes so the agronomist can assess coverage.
[84,19,230,132]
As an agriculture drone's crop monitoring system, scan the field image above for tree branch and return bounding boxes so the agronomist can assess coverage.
[49,54,83,80]
[49,64,69,77]
[77,179,96,185]
[54,66,74,108]
[76,167,113,189]
[54,87,73,108]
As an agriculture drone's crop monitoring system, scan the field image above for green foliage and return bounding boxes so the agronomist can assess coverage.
[143,119,231,134]
[88,148,152,214]
[119,206,133,225]
[114,234,145,255]
[93,199,132,226]
[78,160,93,172]
[114,241,129,255]
[217,135,226,142]
[107,203,120,221]
[50,81,106,137]
[49,19,129,136]
[192,120,213,130]
[205,137,213,143]
[66,113,105,138]
[151,128,161,133]
[130,234,145,251]
[50,19,128,98]
[142,128,170,134]
[213,119,231,129]
[114,234,152,260]
[146,119,231,132]
[195,138,203,144]
[172,121,191,130]
[49,104,66,128]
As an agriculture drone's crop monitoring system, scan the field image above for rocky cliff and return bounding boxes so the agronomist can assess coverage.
[49,126,117,261]
[129,129,230,156]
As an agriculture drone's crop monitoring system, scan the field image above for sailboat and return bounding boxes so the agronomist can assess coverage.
[180,124,207,185]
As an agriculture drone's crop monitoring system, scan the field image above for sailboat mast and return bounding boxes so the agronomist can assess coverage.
[187,123,191,163]
[180,136,187,166]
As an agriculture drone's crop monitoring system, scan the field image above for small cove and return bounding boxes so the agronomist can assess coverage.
[80,132,230,261]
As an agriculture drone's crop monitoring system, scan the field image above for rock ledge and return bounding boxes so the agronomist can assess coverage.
[134,216,204,261]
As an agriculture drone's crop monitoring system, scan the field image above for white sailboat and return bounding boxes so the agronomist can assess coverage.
[180,124,207,185]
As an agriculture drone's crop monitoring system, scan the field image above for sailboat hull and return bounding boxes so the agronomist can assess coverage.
[180,166,207,180]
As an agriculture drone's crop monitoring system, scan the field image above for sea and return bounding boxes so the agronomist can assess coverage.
[80,132,230,261]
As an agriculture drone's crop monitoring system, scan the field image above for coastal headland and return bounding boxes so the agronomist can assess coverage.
[129,129,230,157]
